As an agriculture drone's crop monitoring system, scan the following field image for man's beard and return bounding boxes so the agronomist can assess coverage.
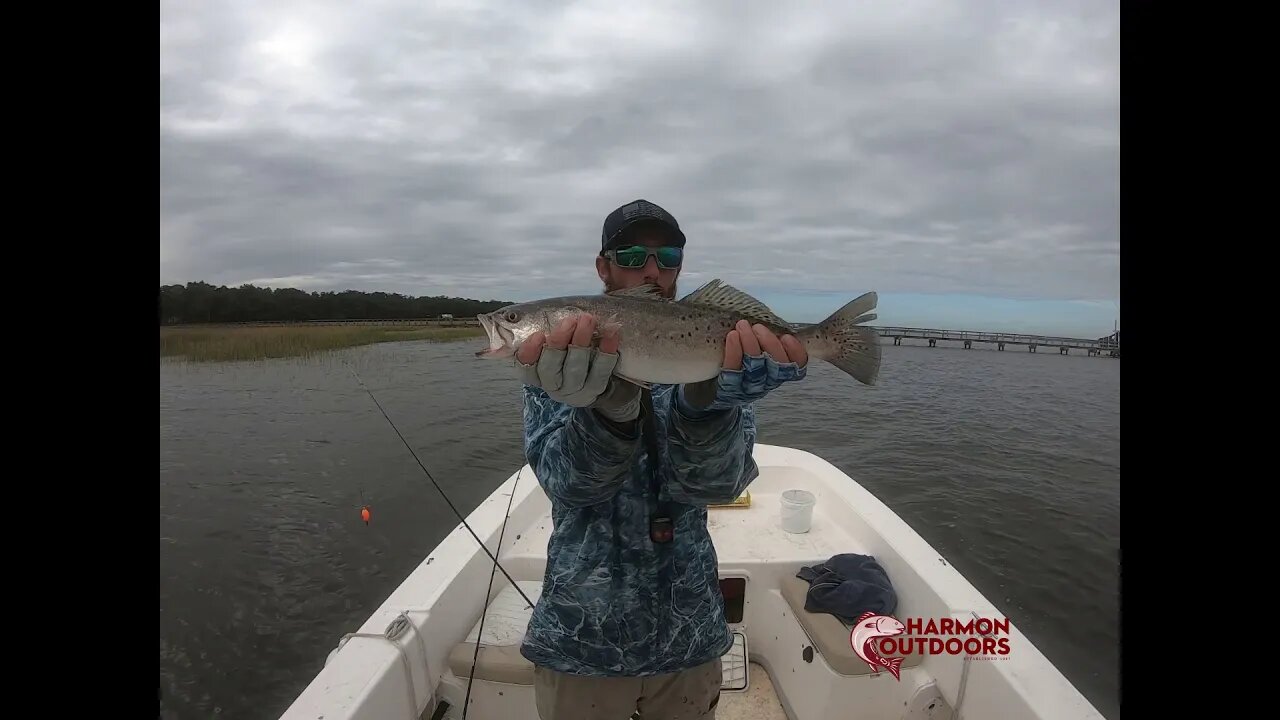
[603,276,677,298]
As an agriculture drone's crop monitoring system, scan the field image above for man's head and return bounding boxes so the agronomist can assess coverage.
[596,199,686,298]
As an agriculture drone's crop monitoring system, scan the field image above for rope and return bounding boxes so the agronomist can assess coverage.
[337,621,420,717]
[953,610,992,716]
[331,612,439,718]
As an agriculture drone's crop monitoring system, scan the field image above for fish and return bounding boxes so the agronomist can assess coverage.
[850,611,906,679]
[475,278,881,401]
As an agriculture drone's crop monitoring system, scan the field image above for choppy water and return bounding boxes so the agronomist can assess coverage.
[159,338,1120,720]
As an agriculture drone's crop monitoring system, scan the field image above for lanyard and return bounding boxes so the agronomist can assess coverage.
[640,388,673,544]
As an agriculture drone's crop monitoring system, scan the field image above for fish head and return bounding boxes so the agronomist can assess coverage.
[476,301,567,359]
[876,617,905,635]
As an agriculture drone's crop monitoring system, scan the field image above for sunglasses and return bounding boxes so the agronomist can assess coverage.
[605,244,683,269]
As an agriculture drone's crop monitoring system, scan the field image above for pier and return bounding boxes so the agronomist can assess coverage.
[870,326,1120,357]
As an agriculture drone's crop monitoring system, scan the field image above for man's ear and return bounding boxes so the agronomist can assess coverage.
[596,255,610,283]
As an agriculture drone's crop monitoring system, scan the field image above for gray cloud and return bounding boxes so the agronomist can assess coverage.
[160,0,1119,305]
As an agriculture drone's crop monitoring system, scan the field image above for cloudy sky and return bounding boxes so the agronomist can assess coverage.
[160,0,1119,337]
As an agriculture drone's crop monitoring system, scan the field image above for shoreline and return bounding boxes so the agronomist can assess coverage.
[160,325,486,362]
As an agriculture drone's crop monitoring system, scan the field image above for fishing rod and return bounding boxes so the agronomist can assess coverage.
[325,361,529,717]
[347,364,534,609]
[347,364,532,719]
[463,450,521,718]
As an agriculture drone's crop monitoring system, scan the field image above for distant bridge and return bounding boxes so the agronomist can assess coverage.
[866,326,1120,357]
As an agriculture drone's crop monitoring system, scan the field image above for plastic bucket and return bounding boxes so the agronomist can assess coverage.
[780,489,816,533]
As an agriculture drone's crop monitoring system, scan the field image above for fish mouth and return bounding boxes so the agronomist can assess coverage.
[475,314,515,358]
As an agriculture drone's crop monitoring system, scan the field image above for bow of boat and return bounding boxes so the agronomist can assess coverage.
[279,443,1105,720]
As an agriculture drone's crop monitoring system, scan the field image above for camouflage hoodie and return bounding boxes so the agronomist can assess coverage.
[518,358,801,677]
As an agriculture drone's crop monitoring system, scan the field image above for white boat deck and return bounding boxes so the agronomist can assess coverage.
[281,444,1106,720]
[719,662,787,720]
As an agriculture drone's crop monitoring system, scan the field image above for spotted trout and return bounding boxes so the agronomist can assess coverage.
[475,278,881,389]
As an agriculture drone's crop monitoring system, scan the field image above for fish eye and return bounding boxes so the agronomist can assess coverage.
[505,310,520,323]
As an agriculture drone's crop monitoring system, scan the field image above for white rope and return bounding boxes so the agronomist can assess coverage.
[335,611,433,719]
[952,610,993,716]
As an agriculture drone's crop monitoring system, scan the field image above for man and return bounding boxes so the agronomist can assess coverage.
[515,199,808,719]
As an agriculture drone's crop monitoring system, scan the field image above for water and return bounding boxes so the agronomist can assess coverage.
[159,339,1120,720]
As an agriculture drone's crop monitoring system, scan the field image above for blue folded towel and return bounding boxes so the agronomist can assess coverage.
[796,553,898,625]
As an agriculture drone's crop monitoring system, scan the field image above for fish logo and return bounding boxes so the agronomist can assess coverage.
[850,612,906,680]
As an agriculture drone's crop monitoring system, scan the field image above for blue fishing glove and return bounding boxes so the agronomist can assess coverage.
[679,352,807,416]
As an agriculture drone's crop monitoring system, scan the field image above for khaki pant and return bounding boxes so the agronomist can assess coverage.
[533,658,722,720]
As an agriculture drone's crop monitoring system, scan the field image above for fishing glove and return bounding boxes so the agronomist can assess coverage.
[679,352,807,416]
[519,343,641,422]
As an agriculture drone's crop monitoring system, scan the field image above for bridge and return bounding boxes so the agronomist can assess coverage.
[868,326,1120,357]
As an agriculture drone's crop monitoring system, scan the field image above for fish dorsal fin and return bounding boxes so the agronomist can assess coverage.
[607,283,670,301]
[678,279,790,327]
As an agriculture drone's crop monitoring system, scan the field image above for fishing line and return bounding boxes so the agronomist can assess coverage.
[463,462,521,720]
[346,363,535,610]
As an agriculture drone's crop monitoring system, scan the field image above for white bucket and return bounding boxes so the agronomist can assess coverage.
[780,489,816,533]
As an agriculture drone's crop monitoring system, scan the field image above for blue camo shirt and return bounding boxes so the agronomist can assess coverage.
[517,377,762,677]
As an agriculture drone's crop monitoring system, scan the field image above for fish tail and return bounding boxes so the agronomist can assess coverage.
[796,292,881,386]
[882,655,903,680]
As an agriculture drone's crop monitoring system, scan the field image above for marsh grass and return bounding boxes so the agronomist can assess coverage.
[160,325,486,362]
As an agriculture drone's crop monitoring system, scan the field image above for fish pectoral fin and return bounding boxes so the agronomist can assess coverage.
[607,283,670,301]
[677,278,790,328]
[680,377,718,409]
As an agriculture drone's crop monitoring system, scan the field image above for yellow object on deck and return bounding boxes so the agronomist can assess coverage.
[709,491,751,509]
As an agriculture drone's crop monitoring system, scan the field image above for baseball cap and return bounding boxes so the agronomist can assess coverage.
[601,199,687,253]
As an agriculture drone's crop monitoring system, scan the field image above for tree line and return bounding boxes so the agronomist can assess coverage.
[160,281,513,325]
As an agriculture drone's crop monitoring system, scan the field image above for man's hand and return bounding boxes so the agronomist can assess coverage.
[517,313,620,365]
[722,320,808,370]
[683,319,806,412]
[517,314,640,422]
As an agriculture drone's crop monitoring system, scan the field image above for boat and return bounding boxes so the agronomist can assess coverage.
[279,443,1106,720]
